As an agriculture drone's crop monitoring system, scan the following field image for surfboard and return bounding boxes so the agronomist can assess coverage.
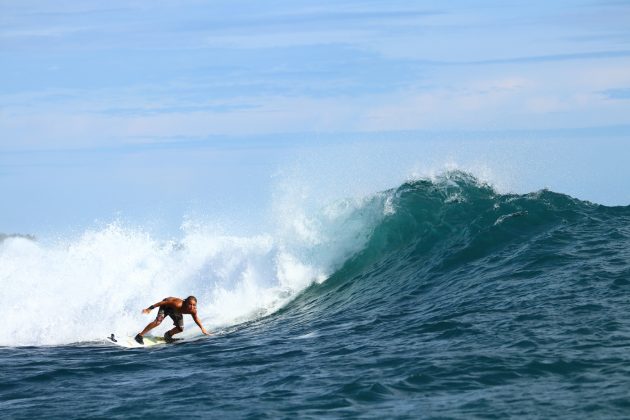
[107,333,182,348]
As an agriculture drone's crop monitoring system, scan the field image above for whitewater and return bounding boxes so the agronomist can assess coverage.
[1,185,391,347]
[2,171,630,418]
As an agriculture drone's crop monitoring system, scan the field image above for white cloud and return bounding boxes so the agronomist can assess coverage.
[2,62,630,152]
[0,26,89,39]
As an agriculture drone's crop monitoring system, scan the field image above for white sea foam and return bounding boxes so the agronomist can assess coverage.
[0,191,392,347]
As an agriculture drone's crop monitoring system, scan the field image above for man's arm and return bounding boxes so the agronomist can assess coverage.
[141,297,175,314]
[192,313,211,335]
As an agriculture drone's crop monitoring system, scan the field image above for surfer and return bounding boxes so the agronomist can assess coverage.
[135,296,210,344]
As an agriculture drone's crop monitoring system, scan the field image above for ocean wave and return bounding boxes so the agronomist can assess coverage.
[2,171,628,347]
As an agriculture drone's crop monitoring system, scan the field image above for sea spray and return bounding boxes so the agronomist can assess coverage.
[0,191,392,346]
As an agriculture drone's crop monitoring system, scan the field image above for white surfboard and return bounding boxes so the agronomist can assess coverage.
[107,333,182,348]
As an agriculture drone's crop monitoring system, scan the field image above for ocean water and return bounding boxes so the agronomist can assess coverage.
[2,171,630,418]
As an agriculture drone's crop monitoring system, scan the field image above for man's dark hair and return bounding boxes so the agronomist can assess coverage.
[185,296,197,303]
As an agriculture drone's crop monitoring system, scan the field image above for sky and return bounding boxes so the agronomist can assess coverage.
[1,0,630,235]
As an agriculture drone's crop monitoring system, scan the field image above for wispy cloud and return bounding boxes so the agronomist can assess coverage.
[452,50,630,66]
[2,0,630,153]
[601,87,630,99]
[0,26,90,39]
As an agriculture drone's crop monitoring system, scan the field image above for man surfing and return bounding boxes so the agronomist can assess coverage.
[135,296,210,344]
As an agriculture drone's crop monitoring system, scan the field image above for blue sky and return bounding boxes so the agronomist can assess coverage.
[1,0,630,234]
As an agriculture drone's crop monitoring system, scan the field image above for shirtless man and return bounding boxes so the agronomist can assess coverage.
[135,296,210,344]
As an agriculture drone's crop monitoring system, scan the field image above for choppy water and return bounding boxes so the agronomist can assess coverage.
[2,172,630,418]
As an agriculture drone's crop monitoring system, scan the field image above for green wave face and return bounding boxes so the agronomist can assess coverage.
[285,171,629,327]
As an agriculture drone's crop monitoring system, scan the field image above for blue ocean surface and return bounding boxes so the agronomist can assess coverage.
[2,172,630,418]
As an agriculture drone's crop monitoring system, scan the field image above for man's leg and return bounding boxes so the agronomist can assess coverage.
[164,314,184,341]
[164,326,183,341]
[139,319,162,336]
[136,313,165,344]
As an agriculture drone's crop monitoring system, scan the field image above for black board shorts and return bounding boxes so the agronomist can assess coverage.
[156,306,184,329]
